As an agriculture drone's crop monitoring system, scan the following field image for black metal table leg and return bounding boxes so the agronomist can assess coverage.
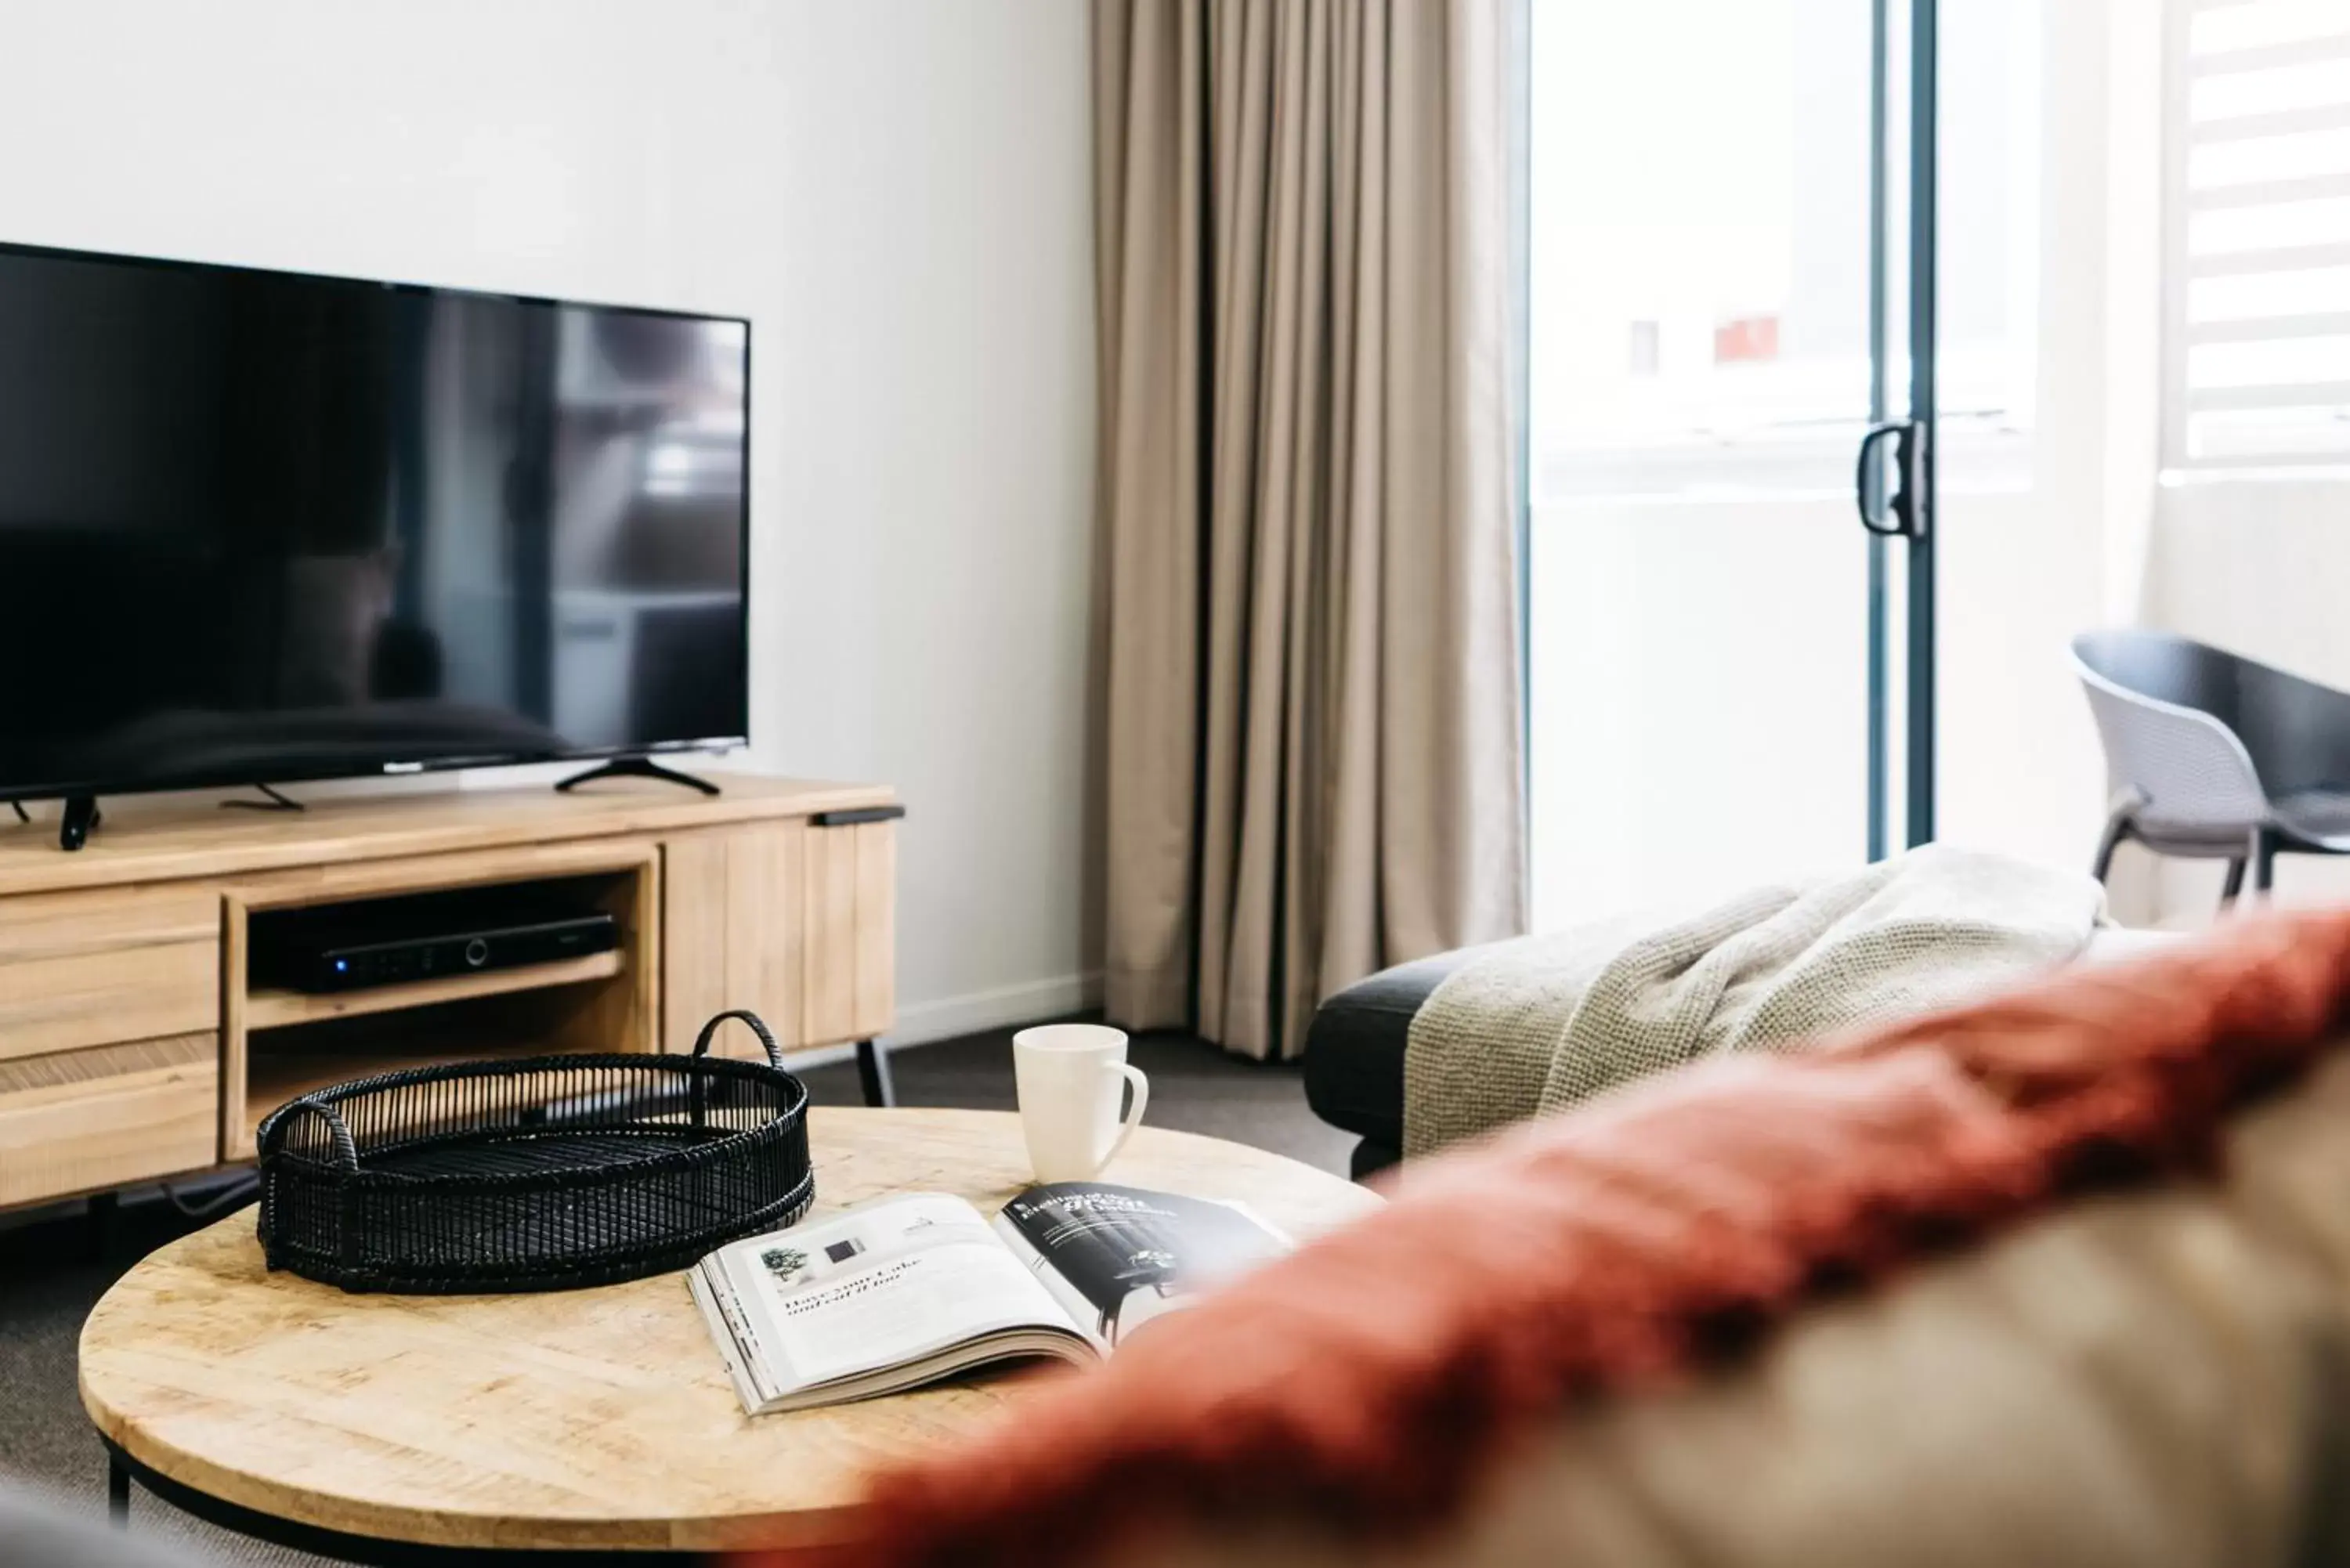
[855,1039,895,1107]
[99,1436,701,1564]
[89,1190,119,1266]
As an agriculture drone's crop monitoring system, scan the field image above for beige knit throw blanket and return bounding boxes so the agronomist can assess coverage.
[1403,844,2107,1158]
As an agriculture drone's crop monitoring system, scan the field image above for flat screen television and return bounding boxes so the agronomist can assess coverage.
[0,240,750,828]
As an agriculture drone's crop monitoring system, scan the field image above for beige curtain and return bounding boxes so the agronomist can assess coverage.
[1094,0,1526,1060]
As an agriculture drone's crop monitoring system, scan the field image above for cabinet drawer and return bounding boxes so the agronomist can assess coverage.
[663,824,807,1056]
[804,819,895,1046]
[0,883,216,961]
[0,938,219,1064]
[662,816,897,1055]
[0,1034,219,1206]
[0,884,220,1063]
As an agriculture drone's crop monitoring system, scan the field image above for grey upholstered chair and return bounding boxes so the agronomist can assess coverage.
[2072,630,2350,905]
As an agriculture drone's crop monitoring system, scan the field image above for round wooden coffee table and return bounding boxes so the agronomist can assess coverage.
[79,1107,1376,1563]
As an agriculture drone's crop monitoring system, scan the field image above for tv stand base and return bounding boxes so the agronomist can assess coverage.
[220,783,304,813]
[60,794,100,852]
[554,757,721,797]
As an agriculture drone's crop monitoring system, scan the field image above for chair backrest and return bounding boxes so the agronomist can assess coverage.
[2070,630,2269,835]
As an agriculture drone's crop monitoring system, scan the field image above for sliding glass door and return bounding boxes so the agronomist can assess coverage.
[1525,0,1942,927]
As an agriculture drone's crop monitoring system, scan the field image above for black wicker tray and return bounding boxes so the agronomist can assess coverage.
[255,1010,813,1294]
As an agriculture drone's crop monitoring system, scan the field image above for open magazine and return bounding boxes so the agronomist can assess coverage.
[689,1183,1287,1415]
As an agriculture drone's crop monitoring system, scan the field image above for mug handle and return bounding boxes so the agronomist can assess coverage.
[1097,1064,1150,1173]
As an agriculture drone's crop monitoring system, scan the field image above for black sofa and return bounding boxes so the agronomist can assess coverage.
[1301,927,2177,1183]
[1300,949,1477,1180]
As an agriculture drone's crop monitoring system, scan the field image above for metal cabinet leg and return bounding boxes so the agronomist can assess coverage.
[108,1453,129,1526]
[855,1039,896,1108]
[2219,857,2247,906]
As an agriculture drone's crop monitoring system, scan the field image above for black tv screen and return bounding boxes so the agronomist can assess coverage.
[0,241,750,802]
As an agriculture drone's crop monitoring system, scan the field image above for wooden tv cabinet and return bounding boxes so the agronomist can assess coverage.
[0,773,899,1214]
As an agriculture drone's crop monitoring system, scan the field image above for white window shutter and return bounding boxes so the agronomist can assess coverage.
[2167,0,2350,468]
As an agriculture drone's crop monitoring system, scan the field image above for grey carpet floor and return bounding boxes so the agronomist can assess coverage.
[0,1026,1345,1565]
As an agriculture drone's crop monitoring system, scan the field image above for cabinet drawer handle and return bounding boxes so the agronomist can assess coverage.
[809,806,906,827]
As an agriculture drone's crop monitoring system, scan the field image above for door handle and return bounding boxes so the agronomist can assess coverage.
[1855,421,1925,538]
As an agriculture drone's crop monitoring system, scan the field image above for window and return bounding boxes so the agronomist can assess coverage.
[1528,0,2041,502]
[2164,0,2350,470]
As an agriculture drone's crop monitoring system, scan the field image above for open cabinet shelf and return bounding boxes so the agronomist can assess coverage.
[245,949,625,1030]
[223,844,663,1160]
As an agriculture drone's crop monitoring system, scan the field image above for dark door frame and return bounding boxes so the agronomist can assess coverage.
[1861,0,1940,856]
[1904,0,1940,851]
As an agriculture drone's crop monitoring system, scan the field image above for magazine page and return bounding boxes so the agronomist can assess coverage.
[991,1183,1289,1349]
[716,1194,1083,1395]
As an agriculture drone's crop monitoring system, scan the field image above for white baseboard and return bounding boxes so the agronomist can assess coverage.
[889,971,1104,1045]
[786,971,1104,1068]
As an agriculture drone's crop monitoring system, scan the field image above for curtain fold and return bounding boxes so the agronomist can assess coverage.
[1096,0,1524,1061]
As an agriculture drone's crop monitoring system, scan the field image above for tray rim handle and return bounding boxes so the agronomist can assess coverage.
[264,1099,360,1172]
[691,1009,783,1069]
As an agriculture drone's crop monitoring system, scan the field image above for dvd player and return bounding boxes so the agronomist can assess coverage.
[252,886,620,993]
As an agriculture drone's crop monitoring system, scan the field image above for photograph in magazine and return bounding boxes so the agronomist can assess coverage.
[994,1183,1287,1347]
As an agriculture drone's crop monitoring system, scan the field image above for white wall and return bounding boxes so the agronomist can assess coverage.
[2151,481,2350,691]
[1942,0,2162,882]
[0,0,1101,1042]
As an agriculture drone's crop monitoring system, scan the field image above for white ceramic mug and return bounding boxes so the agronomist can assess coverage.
[1012,1024,1150,1183]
